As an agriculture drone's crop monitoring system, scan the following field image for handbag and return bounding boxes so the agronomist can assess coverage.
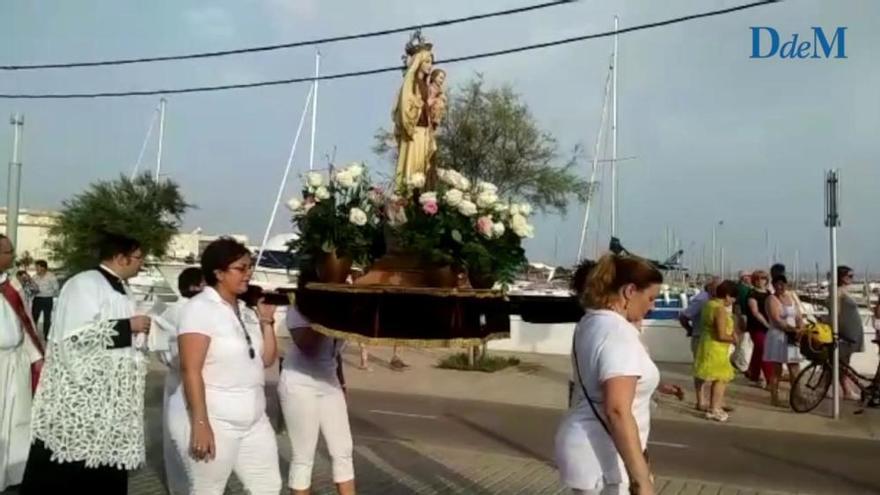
[571,331,650,466]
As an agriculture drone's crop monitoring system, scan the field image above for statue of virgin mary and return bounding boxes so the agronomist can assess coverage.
[393,32,445,189]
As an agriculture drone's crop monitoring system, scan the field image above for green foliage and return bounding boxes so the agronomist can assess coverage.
[460,230,527,286]
[436,352,521,372]
[390,193,473,269]
[46,173,190,273]
[375,76,589,214]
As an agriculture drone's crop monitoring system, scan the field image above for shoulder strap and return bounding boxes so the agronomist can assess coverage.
[572,329,611,436]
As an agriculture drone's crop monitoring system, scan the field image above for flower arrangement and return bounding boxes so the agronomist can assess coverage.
[286,162,382,272]
[388,168,533,287]
[287,162,533,287]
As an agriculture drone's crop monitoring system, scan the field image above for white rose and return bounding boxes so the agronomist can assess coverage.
[458,200,478,217]
[418,192,437,205]
[518,203,533,216]
[349,207,368,226]
[492,222,505,238]
[456,177,471,191]
[511,214,534,238]
[285,198,302,212]
[306,172,323,188]
[407,172,426,189]
[493,203,508,214]
[315,186,330,200]
[335,171,355,188]
[476,191,498,208]
[509,204,521,216]
[477,181,498,194]
[444,189,463,207]
[347,162,364,178]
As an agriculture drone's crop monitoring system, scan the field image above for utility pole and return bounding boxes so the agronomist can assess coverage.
[6,114,24,247]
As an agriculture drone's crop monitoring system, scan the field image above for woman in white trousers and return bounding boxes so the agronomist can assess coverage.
[556,254,681,495]
[167,238,281,495]
[279,303,355,495]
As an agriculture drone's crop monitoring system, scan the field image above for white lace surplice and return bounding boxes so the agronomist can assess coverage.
[30,269,147,470]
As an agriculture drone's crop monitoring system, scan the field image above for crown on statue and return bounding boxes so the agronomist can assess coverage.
[404,29,433,57]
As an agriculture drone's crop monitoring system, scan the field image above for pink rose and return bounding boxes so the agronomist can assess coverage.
[476,215,494,238]
[422,200,439,216]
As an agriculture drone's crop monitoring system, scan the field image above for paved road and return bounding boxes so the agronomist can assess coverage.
[343,389,880,495]
[7,370,876,494]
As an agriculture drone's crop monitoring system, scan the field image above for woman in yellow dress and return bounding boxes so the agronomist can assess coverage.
[693,280,739,422]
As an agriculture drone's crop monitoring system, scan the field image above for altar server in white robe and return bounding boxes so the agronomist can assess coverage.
[0,234,44,491]
[157,266,205,495]
[21,233,151,495]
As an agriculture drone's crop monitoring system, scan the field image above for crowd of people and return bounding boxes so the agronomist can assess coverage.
[0,228,875,495]
[0,233,360,495]
[555,257,876,494]
[678,263,869,414]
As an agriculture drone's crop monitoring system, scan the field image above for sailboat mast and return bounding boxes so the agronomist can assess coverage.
[255,86,314,269]
[610,15,619,239]
[308,52,321,171]
[576,62,613,261]
[155,97,166,181]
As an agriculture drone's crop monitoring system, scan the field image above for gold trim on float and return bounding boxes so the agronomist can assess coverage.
[304,282,507,300]
[310,323,509,348]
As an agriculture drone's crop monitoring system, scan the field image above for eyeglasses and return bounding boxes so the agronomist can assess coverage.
[228,264,255,274]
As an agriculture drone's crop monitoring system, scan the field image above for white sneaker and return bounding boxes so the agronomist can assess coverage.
[705,409,729,423]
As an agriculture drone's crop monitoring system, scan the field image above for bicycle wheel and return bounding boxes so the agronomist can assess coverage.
[790,361,832,413]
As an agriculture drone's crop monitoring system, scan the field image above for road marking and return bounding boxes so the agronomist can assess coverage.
[369,409,439,420]
[648,440,688,449]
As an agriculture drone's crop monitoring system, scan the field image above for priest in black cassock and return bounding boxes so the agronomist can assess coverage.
[21,233,152,494]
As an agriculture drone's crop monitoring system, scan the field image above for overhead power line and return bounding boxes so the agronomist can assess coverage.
[0,0,782,99]
[0,0,576,71]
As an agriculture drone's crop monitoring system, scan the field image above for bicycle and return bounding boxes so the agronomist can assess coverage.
[789,336,880,413]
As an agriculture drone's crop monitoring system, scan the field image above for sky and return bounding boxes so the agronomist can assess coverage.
[1,0,878,274]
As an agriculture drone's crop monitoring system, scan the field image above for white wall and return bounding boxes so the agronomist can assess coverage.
[490,316,879,377]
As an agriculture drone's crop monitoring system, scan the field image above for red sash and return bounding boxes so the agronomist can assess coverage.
[1,280,44,394]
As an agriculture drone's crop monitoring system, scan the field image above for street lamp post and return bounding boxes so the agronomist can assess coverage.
[825,170,841,420]
[6,114,24,246]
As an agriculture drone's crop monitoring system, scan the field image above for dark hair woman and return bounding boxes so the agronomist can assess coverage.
[693,280,739,421]
[763,275,804,407]
[166,237,282,494]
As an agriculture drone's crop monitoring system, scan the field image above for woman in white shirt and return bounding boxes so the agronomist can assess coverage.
[556,254,678,495]
[278,285,355,495]
[167,238,281,495]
